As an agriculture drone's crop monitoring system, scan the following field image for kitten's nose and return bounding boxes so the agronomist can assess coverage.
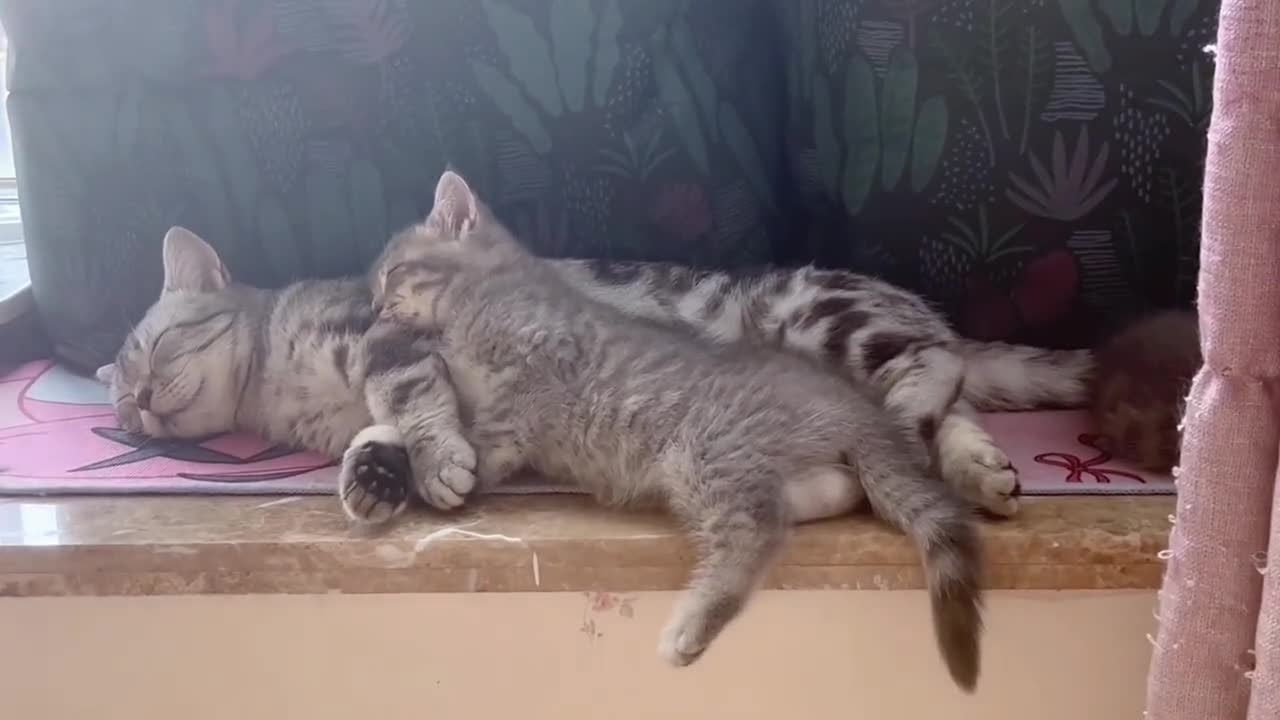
[136,386,153,411]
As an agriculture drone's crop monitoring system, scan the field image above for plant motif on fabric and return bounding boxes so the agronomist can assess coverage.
[4,0,1222,362]
[1057,0,1200,73]
[923,202,1079,339]
[929,0,1050,165]
[1113,84,1171,203]
[1007,126,1117,221]
[472,0,629,239]
[649,19,778,210]
[1146,59,1212,132]
[878,0,943,49]
[959,249,1080,340]
[326,0,409,65]
[811,48,949,214]
[924,204,1024,338]
[473,0,622,155]
[204,0,297,81]
[597,125,678,183]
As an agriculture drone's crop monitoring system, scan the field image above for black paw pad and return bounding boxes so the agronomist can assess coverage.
[343,442,412,520]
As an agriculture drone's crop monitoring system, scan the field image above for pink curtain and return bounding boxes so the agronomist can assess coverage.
[1144,1,1280,717]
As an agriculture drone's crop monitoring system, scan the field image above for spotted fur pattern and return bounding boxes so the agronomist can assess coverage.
[369,171,984,688]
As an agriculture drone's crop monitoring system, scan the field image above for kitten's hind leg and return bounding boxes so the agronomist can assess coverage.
[874,343,965,459]
[937,401,1020,517]
[659,466,788,666]
[339,424,413,523]
[784,466,865,522]
[875,345,1019,515]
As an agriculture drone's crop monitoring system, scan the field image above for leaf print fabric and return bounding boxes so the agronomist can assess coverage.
[0,0,1214,366]
[782,0,1215,348]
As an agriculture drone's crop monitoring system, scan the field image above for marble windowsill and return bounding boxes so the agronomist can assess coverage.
[0,494,1173,597]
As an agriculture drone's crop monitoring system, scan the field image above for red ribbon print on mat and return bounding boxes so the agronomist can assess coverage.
[1034,433,1147,484]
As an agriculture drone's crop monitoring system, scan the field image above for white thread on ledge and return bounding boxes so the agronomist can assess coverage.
[414,525,527,552]
[255,497,303,509]
[414,520,541,587]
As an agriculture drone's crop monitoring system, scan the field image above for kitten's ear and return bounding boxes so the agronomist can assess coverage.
[162,226,229,293]
[428,171,479,237]
[95,364,116,385]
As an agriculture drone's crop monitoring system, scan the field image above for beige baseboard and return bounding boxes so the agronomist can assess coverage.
[0,589,1155,720]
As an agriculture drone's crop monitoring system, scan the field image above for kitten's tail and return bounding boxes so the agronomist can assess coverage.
[957,340,1094,411]
[852,452,985,692]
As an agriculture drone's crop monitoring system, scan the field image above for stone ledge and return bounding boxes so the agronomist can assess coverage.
[0,494,1173,597]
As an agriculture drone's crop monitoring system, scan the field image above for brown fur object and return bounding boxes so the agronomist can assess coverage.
[1089,310,1201,472]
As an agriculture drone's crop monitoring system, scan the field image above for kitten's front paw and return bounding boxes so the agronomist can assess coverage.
[415,433,478,511]
[657,609,712,667]
[339,425,412,524]
[944,440,1020,518]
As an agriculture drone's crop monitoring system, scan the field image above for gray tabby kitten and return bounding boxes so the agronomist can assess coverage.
[99,226,476,518]
[367,171,984,689]
[100,224,1091,520]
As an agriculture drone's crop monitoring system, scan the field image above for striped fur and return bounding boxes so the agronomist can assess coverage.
[102,230,1093,521]
[367,171,985,688]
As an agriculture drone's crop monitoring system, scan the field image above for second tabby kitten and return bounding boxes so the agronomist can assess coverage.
[366,172,985,689]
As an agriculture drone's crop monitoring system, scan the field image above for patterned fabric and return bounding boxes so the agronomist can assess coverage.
[0,0,1217,366]
[1,0,788,368]
[1144,2,1280,717]
[781,0,1217,347]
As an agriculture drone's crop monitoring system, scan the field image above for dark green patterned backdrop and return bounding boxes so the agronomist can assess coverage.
[0,0,1214,366]
[782,0,1214,347]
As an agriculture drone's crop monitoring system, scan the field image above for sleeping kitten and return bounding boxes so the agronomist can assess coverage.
[1090,310,1200,472]
[367,170,985,688]
[98,226,475,519]
[100,226,1093,518]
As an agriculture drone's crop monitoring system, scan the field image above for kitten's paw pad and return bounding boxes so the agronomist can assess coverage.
[949,442,1020,518]
[657,620,709,667]
[339,427,412,524]
[417,435,478,511]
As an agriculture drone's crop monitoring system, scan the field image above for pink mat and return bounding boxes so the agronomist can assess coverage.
[0,360,1174,497]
